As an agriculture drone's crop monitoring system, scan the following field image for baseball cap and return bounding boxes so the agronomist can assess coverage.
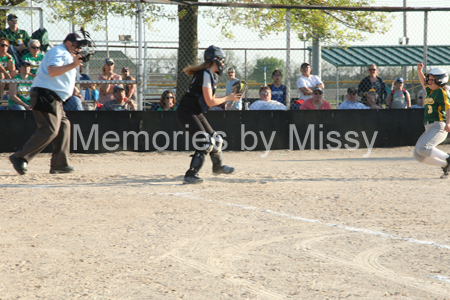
[105,58,114,65]
[227,68,235,73]
[18,60,31,67]
[122,67,129,72]
[301,62,310,68]
[7,14,18,21]
[64,33,82,44]
[347,87,357,94]
[313,87,323,93]
[395,77,404,83]
[113,85,125,93]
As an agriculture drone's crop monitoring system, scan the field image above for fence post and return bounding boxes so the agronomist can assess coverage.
[137,0,144,111]
[285,9,291,110]
[143,41,148,109]
[244,49,247,103]
[312,37,321,78]
[336,66,339,107]
[423,10,428,70]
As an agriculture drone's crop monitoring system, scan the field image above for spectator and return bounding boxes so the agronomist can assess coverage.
[121,67,136,102]
[21,39,44,78]
[357,64,387,104]
[300,87,332,110]
[268,69,287,104]
[7,61,33,110]
[338,87,369,109]
[0,14,31,67]
[78,65,92,101]
[366,90,383,109]
[296,62,324,102]
[90,83,99,102]
[98,58,122,105]
[249,86,286,110]
[158,90,176,111]
[102,85,137,111]
[386,77,411,109]
[0,37,15,99]
[225,67,241,110]
[63,86,83,111]
[410,90,425,109]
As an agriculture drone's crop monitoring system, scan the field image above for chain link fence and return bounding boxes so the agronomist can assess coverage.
[0,1,449,111]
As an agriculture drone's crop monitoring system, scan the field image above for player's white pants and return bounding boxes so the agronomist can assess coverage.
[413,121,449,167]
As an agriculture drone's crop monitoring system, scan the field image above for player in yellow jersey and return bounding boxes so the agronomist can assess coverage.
[414,63,450,178]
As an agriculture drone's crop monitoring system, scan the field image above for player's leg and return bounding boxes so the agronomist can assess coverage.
[177,111,211,184]
[414,122,450,177]
[209,132,234,175]
[196,114,234,175]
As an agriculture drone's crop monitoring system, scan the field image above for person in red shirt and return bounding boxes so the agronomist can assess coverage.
[300,87,332,110]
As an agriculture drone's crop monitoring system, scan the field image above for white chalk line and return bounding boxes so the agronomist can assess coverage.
[423,275,450,283]
[164,191,450,251]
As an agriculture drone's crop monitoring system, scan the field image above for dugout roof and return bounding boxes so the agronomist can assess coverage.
[316,45,450,67]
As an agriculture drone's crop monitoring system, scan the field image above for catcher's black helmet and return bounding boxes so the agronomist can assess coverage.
[204,45,226,76]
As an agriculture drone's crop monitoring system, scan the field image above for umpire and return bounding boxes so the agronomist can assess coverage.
[9,33,83,175]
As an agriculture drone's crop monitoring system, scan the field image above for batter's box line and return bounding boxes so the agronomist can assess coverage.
[164,192,450,251]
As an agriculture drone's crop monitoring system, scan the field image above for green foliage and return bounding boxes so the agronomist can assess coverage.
[0,0,28,25]
[203,0,393,46]
[42,1,170,31]
[250,56,285,83]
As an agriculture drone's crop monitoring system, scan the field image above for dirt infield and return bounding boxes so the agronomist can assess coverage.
[1,147,450,299]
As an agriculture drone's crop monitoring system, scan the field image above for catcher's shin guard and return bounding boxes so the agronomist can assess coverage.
[210,150,234,175]
[186,151,206,177]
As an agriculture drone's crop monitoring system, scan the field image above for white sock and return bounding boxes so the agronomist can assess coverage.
[422,156,447,168]
[430,148,450,161]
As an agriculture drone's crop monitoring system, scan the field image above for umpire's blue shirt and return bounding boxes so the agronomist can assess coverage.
[32,43,76,101]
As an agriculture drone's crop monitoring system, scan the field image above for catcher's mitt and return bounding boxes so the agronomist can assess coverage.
[232,80,248,94]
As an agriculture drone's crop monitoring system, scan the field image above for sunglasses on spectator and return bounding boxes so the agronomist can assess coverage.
[369,68,377,71]
[261,92,270,95]
[348,92,357,95]
[30,46,40,49]
[418,97,423,99]
[0,44,8,47]
[165,96,174,99]
[313,92,323,95]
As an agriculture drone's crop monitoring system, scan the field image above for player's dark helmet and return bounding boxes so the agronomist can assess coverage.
[427,68,448,86]
[204,45,226,76]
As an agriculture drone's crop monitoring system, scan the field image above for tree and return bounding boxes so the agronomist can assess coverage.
[0,0,29,24]
[40,0,392,98]
[205,0,392,46]
[250,57,285,84]
[177,0,198,99]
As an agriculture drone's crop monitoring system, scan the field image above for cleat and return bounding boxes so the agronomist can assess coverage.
[9,154,27,175]
[50,165,75,174]
[183,175,204,185]
[442,154,450,179]
[213,165,234,175]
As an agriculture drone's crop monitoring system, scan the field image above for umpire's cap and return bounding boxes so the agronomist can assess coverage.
[64,33,82,44]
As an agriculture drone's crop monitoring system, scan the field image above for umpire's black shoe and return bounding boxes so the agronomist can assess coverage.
[213,165,234,175]
[183,175,204,185]
[9,154,27,175]
[50,165,75,174]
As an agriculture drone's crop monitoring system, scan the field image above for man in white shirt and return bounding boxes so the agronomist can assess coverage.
[338,87,369,109]
[296,62,324,101]
[249,86,286,110]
